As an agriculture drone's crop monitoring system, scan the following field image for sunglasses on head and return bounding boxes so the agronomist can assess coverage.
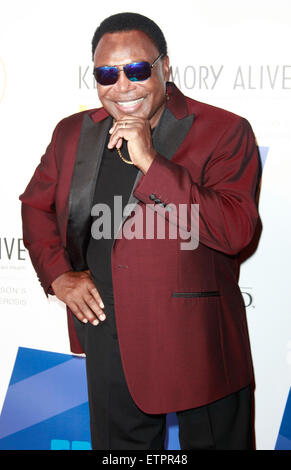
[93,54,163,86]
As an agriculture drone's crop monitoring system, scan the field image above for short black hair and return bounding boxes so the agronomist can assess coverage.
[91,12,168,60]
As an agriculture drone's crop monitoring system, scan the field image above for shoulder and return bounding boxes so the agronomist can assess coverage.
[184,95,254,142]
[54,108,108,136]
[186,96,242,122]
[54,107,105,132]
[186,95,245,126]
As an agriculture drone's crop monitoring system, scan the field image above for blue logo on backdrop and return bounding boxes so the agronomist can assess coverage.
[0,347,180,450]
[0,347,90,450]
[275,387,291,450]
[258,146,269,169]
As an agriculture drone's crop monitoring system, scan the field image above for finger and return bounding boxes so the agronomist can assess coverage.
[109,117,139,133]
[109,118,140,137]
[77,298,100,326]
[107,119,146,149]
[89,286,105,309]
[108,128,130,149]
[116,137,123,149]
[69,301,89,324]
[84,293,106,322]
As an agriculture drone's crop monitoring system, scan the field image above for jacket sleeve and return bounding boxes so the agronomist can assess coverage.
[19,121,72,295]
[133,117,261,255]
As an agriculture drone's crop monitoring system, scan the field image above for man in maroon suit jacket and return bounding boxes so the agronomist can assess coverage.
[19,13,261,450]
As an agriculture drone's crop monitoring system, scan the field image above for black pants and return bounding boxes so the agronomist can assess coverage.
[73,302,254,450]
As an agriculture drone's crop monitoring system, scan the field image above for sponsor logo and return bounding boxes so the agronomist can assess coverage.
[50,439,91,450]
[171,65,223,90]
[240,287,255,309]
[0,237,26,261]
[78,64,291,90]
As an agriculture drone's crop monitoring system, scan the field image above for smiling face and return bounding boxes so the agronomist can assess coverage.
[93,30,170,128]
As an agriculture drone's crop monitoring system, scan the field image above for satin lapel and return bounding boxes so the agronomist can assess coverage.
[115,108,194,236]
[67,113,112,270]
[152,107,194,160]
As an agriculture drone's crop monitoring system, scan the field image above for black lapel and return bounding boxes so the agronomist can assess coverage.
[152,107,194,159]
[115,108,194,235]
[66,113,112,270]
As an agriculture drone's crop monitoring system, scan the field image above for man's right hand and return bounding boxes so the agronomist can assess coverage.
[51,271,105,326]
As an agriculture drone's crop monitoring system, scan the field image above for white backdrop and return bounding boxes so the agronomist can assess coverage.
[0,0,290,450]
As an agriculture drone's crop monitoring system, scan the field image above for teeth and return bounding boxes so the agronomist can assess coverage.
[117,97,144,107]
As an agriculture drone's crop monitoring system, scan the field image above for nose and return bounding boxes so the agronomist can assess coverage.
[114,70,136,93]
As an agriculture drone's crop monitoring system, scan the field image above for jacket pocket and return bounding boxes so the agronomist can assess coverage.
[172,291,220,298]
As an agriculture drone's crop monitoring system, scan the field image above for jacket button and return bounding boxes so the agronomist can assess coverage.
[149,193,156,200]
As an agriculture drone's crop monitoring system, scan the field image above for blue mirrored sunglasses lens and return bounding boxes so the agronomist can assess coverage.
[124,61,151,82]
[95,66,119,85]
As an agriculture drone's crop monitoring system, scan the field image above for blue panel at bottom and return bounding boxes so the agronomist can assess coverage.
[166,413,180,450]
[0,402,91,450]
[51,439,70,450]
[275,387,291,450]
[275,434,291,450]
[71,440,91,450]
[258,146,269,169]
[0,347,181,450]
[9,347,73,385]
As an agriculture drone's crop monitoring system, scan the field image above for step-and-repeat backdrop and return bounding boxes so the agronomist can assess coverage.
[0,0,290,450]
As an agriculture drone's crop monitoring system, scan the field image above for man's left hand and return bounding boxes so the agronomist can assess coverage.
[108,117,156,174]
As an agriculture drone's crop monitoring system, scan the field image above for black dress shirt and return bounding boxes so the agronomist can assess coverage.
[86,132,139,305]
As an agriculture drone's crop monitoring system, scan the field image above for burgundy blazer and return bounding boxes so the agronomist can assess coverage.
[20,82,261,414]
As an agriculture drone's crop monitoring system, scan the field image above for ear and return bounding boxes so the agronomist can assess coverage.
[162,55,170,82]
